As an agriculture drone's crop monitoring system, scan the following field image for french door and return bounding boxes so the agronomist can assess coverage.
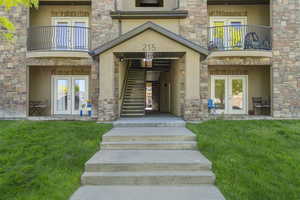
[52,76,89,115]
[209,17,247,50]
[52,17,89,50]
[211,75,248,114]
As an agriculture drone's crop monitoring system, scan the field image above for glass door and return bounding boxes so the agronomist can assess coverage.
[53,76,89,115]
[54,21,71,50]
[211,75,248,114]
[52,17,89,50]
[72,76,89,114]
[53,76,72,114]
[210,17,247,50]
[211,76,227,114]
[228,76,247,114]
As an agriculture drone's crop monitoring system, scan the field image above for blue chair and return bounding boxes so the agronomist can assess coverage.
[208,99,216,114]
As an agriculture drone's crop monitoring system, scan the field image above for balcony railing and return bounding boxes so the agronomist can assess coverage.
[27,26,91,52]
[208,25,272,51]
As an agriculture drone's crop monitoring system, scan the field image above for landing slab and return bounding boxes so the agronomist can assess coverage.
[104,127,195,137]
[113,114,185,127]
[70,185,225,200]
[86,150,211,165]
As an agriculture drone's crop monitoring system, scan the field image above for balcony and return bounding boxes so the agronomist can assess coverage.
[27,26,90,52]
[208,25,272,51]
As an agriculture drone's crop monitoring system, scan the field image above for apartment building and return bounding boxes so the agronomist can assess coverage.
[0,0,299,121]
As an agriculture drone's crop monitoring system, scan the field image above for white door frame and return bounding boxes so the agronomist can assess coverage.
[51,75,89,115]
[211,75,248,114]
[52,76,72,115]
[211,75,228,114]
[71,75,89,114]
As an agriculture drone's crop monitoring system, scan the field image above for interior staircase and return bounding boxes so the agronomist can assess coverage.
[121,66,146,117]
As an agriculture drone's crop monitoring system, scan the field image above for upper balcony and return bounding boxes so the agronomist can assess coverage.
[207,0,272,54]
[27,0,91,57]
[208,25,272,52]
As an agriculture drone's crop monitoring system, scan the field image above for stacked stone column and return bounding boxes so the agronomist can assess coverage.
[0,7,28,118]
[272,0,300,118]
[180,0,209,120]
[91,0,119,121]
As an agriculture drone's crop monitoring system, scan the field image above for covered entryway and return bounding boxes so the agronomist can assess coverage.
[90,22,209,121]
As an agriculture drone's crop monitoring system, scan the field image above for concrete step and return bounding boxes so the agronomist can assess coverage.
[122,106,145,109]
[81,171,215,185]
[102,127,196,142]
[100,141,197,150]
[123,102,145,105]
[113,120,186,127]
[70,185,225,200]
[85,150,211,172]
[121,113,145,117]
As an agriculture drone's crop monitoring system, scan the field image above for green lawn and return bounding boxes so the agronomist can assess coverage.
[0,120,112,200]
[188,120,300,200]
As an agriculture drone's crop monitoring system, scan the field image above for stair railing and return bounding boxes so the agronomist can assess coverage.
[120,61,130,100]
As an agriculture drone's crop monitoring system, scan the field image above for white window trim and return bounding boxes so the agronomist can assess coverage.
[209,16,248,27]
[51,17,89,27]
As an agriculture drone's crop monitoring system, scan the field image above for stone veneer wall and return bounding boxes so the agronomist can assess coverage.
[272,0,300,118]
[91,0,119,121]
[179,0,209,120]
[0,7,28,118]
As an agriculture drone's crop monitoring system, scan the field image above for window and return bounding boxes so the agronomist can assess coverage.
[136,0,163,7]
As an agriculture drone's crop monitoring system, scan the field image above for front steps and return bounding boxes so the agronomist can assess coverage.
[71,122,225,200]
[121,68,146,117]
[71,185,225,200]
[82,171,215,185]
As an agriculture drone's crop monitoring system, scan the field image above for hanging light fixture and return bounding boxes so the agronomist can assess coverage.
[144,52,153,68]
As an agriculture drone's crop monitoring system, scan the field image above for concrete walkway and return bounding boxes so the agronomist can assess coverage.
[70,117,225,200]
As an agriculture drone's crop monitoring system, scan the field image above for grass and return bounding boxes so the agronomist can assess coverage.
[188,120,300,200]
[0,120,112,200]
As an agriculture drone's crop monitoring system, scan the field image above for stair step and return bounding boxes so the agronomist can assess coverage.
[85,150,211,172]
[81,171,215,185]
[122,106,145,109]
[101,141,198,150]
[102,127,197,142]
[120,113,145,117]
[70,185,225,200]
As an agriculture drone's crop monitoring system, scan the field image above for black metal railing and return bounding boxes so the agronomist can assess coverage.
[208,25,272,51]
[27,26,91,51]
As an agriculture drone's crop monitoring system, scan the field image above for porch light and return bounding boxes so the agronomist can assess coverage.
[144,52,153,68]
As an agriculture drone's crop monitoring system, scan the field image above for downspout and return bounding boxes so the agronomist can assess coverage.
[114,0,122,36]
[173,0,180,10]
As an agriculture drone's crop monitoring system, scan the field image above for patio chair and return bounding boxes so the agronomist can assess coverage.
[29,100,48,116]
[252,97,270,115]
[208,99,216,114]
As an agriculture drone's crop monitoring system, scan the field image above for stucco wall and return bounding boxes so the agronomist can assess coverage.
[30,5,91,26]
[208,5,270,26]
[121,19,180,34]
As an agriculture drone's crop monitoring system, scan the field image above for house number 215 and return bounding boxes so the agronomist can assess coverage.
[142,43,156,52]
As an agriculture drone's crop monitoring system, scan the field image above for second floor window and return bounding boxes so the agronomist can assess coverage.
[136,0,163,7]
